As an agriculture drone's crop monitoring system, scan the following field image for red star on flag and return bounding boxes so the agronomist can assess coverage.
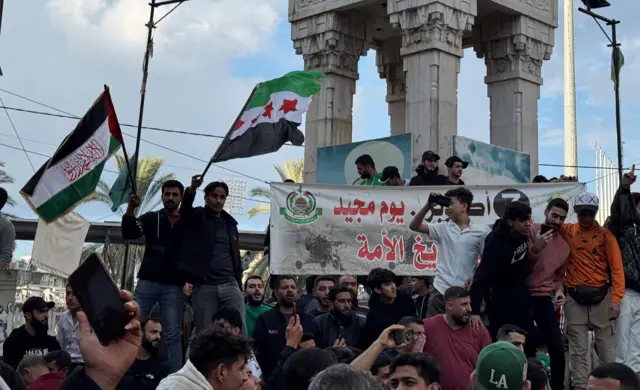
[233,120,245,131]
[250,114,260,125]
[279,99,298,114]
[262,102,274,119]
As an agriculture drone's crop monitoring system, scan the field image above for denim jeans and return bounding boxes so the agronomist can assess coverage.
[134,280,185,373]
[192,281,246,336]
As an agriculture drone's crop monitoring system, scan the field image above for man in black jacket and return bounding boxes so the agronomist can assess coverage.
[409,150,446,186]
[312,285,365,348]
[253,275,314,380]
[176,176,245,336]
[357,268,416,350]
[121,179,185,373]
[470,202,535,355]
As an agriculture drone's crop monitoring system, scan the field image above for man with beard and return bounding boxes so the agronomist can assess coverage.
[244,276,270,338]
[121,179,186,373]
[253,275,314,380]
[176,177,246,338]
[357,268,417,349]
[527,198,571,390]
[354,154,383,186]
[410,150,446,186]
[117,318,169,390]
[443,156,468,185]
[423,287,492,390]
[312,285,365,348]
[338,275,368,318]
[3,296,60,369]
[411,277,432,319]
[307,276,335,318]
[470,202,535,346]
[381,316,426,359]
[56,283,83,373]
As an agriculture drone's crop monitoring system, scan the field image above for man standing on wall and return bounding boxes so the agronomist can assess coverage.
[121,179,186,373]
[0,187,15,270]
[409,151,445,186]
[443,156,468,185]
[409,187,490,316]
[176,175,246,336]
[354,154,383,186]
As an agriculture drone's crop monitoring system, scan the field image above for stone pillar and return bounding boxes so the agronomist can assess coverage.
[376,43,406,136]
[388,0,476,168]
[291,12,367,184]
[475,16,554,178]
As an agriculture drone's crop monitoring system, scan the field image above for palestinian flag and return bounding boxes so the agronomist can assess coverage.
[211,70,324,162]
[21,87,123,223]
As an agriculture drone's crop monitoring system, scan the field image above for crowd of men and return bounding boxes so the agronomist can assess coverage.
[0,149,639,390]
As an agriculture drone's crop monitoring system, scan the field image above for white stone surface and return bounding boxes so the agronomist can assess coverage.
[564,0,577,177]
[376,44,406,136]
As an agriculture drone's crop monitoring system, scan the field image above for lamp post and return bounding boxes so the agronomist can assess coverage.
[578,1,623,183]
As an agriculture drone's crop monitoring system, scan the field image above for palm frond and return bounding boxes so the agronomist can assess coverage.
[114,154,127,171]
[0,161,15,185]
[136,157,165,201]
[274,158,304,182]
[247,204,270,218]
[249,187,271,200]
[0,212,18,219]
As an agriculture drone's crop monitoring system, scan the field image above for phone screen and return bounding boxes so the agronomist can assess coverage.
[540,224,553,235]
[68,253,130,344]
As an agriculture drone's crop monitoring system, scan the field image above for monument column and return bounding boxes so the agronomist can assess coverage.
[388,0,476,168]
[475,16,554,178]
[376,43,406,136]
[291,12,367,184]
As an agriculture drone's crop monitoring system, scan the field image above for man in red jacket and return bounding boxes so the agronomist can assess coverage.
[17,355,64,390]
[527,197,571,390]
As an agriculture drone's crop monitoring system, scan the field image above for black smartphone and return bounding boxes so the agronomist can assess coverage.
[429,194,452,207]
[68,253,130,344]
[540,224,553,235]
[392,328,414,345]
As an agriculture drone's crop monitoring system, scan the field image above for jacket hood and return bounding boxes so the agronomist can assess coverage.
[157,360,213,390]
[415,164,439,175]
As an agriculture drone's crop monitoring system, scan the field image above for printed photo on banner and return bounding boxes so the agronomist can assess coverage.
[269,182,586,276]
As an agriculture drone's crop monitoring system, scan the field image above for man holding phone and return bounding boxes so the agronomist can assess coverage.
[409,187,490,316]
[121,179,186,374]
[527,198,571,390]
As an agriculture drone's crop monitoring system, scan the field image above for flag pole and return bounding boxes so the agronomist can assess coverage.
[201,83,260,178]
[104,85,137,195]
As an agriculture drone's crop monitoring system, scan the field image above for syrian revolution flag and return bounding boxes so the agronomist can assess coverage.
[211,70,324,162]
[21,87,123,223]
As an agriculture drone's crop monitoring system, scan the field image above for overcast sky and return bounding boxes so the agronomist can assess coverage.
[1,0,639,258]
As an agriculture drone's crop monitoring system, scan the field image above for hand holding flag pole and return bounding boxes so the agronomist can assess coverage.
[201,83,261,179]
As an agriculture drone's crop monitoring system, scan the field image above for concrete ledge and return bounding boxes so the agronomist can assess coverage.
[11,219,267,251]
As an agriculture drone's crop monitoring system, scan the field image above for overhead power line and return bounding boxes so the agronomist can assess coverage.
[0,88,269,183]
[0,141,269,204]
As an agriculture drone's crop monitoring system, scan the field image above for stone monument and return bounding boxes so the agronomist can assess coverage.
[289,0,557,183]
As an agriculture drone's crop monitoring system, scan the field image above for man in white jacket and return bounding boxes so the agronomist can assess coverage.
[157,328,252,390]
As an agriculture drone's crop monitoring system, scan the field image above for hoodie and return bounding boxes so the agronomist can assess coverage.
[157,360,212,390]
[356,289,416,350]
[470,219,530,315]
[28,372,65,390]
[605,186,640,293]
[409,166,447,186]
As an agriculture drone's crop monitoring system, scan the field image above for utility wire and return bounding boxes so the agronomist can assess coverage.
[0,88,269,183]
[0,141,269,204]
[0,96,35,172]
[0,88,629,172]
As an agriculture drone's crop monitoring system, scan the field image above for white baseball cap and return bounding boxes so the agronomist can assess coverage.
[574,192,599,212]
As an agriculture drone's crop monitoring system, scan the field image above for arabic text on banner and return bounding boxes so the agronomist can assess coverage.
[269,182,586,276]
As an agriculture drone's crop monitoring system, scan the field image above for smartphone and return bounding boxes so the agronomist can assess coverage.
[392,328,414,345]
[429,194,452,207]
[540,224,553,235]
[292,306,298,324]
[68,253,130,344]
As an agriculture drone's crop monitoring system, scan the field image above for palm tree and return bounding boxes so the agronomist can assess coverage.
[247,158,304,218]
[83,155,176,289]
[0,161,17,218]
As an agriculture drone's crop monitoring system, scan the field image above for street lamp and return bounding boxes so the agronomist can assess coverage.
[578,3,624,183]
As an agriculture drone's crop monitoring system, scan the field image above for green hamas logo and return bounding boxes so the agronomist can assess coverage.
[280,185,322,224]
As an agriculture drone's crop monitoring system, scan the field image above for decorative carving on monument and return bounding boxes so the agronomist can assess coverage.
[388,4,475,56]
[297,0,326,7]
[519,0,552,12]
[291,12,367,77]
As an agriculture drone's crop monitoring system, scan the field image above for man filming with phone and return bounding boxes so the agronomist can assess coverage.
[409,187,490,316]
[526,197,571,390]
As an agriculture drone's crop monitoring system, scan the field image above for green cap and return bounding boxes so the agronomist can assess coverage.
[476,342,527,390]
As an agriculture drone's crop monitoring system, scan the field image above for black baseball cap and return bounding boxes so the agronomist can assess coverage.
[381,166,401,182]
[422,150,440,162]
[22,296,55,313]
[445,156,469,169]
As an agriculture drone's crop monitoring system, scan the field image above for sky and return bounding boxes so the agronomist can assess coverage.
[1,0,639,259]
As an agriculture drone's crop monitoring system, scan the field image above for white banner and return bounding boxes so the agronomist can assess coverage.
[270,182,586,276]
